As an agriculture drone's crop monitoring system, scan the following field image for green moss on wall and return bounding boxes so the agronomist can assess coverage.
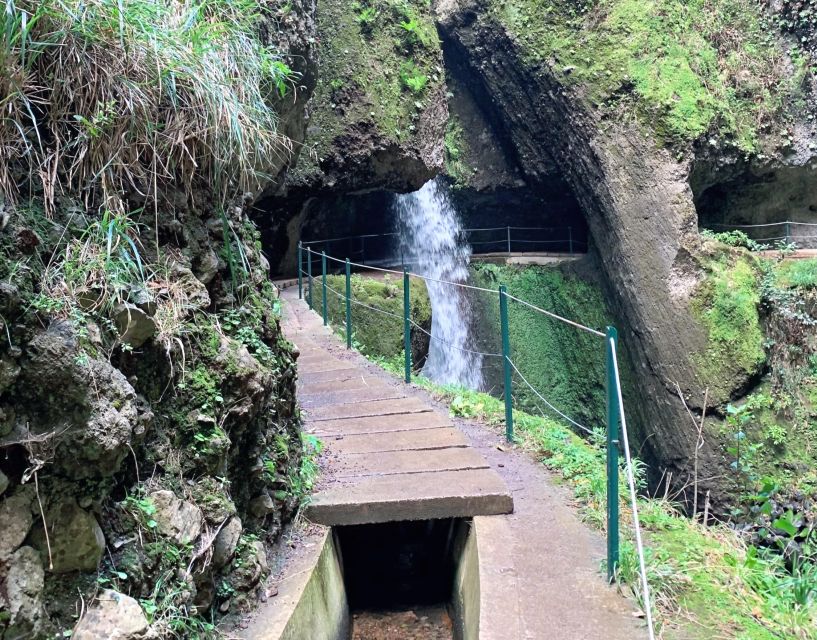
[691,252,765,396]
[470,262,615,431]
[309,273,431,359]
[443,116,472,187]
[292,0,444,182]
[489,0,806,151]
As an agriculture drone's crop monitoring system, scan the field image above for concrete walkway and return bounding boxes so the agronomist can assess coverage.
[282,288,513,525]
[279,286,647,639]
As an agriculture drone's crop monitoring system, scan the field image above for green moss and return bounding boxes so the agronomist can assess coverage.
[692,253,765,394]
[470,262,614,430]
[292,0,443,181]
[772,258,817,290]
[310,273,431,359]
[489,0,800,151]
[443,116,472,187]
[402,378,814,637]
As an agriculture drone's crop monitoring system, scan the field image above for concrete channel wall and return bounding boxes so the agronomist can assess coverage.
[248,518,511,640]
[242,528,350,640]
[451,520,480,640]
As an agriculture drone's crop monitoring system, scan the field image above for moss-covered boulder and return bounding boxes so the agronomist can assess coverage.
[691,247,766,403]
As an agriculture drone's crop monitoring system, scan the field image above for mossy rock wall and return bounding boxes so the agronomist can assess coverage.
[0,0,317,635]
[486,0,810,153]
[469,261,629,432]
[287,0,447,192]
[690,246,766,404]
[0,195,305,638]
[308,273,431,363]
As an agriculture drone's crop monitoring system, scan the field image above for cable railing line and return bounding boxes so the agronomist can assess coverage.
[301,231,398,246]
[504,291,605,338]
[409,319,503,358]
[302,225,587,261]
[708,220,817,229]
[297,244,652,627]
[507,357,593,435]
[301,247,602,335]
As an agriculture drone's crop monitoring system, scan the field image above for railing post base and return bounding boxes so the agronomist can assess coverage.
[297,242,303,299]
[307,247,313,310]
[321,251,328,326]
[345,259,352,349]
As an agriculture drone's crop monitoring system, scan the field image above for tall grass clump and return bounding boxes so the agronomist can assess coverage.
[0,0,296,215]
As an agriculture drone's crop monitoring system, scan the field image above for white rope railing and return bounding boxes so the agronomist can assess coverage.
[610,337,655,640]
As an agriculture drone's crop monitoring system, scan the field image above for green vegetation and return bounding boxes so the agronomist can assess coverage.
[489,0,808,151]
[2,0,296,210]
[377,372,817,637]
[0,0,304,636]
[691,251,766,399]
[470,262,615,430]
[308,273,431,360]
[773,258,817,289]
[443,117,472,186]
[292,0,443,182]
[399,60,429,94]
[701,229,767,252]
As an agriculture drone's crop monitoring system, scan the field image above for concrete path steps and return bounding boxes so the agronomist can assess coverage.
[281,290,514,526]
[278,287,647,639]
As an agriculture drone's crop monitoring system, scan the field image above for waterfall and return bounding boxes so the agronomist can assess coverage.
[393,178,483,389]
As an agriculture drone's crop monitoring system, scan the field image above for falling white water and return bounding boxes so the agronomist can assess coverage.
[393,178,483,389]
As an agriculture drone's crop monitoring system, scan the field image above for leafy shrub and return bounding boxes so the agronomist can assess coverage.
[444,118,472,185]
[399,60,428,94]
[352,2,377,30]
[701,229,766,252]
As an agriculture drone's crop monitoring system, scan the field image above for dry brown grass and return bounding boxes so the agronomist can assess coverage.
[1,0,296,216]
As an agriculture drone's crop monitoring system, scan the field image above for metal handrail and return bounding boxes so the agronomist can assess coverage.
[295,244,654,636]
[301,225,587,257]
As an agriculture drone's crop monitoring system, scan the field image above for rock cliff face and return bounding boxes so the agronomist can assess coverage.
[242,0,817,510]
[435,0,817,507]
[0,1,318,636]
[253,0,449,274]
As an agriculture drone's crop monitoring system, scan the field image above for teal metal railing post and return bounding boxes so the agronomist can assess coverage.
[403,266,411,384]
[345,259,352,349]
[297,242,303,299]
[499,285,514,442]
[321,251,328,326]
[605,325,620,582]
[506,226,511,256]
[307,247,313,310]
[785,221,791,245]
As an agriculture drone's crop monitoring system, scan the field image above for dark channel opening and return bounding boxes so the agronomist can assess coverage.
[336,518,464,639]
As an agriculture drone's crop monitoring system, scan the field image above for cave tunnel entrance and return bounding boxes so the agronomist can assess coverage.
[253,178,589,277]
[693,165,817,248]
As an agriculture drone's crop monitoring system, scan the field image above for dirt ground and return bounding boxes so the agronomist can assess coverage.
[351,606,453,640]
